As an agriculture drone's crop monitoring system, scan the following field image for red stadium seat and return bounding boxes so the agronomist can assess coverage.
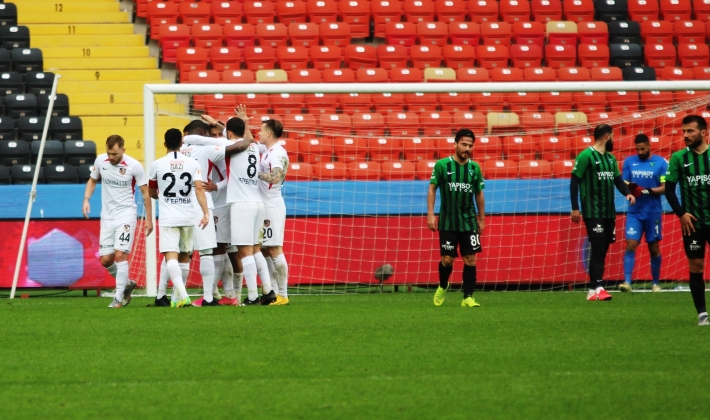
[333,136,368,161]
[693,67,710,79]
[438,92,472,112]
[314,162,348,180]
[372,93,407,113]
[188,70,221,84]
[277,0,308,24]
[622,112,655,136]
[477,45,509,68]
[244,46,276,70]
[499,0,532,23]
[344,45,378,69]
[523,66,557,81]
[539,136,572,161]
[299,137,333,163]
[675,20,706,43]
[641,20,674,43]
[272,93,305,114]
[504,135,537,161]
[308,0,339,23]
[490,67,524,81]
[287,162,313,180]
[289,23,320,47]
[367,137,401,161]
[532,0,563,22]
[573,91,607,113]
[434,137,456,159]
[695,0,710,20]
[577,21,609,44]
[256,23,288,48]
[545,43,577,69]
[405,92,438,113]
[290,68,323,83]
[472,92,507,112]
[645,43,677,70]
[277,46,310,70]
[457,67,491,81]
[284,113,318,136]
[551,159,575,178]
[577,44,610,68]
[449,22,481,46]
[453,111,488,134]
[342,93,374,114]
[403,0,436,22]
[655,111,686,137]
[511,44,543,68]
[222,69,255,83]
[563,0,595,22]
[471,135,503,160]
[340,0,372,39]
[415,160,437,179]
[481,22,513,45]
[443,44,476,68]
[310,45,343,70]
[211,1,243,26]
[390,67,424,82]
[148,2,179,41]
[321,22,352,46]
[356,67,389,82]
[590,66,623,80]
[388,112,419,136]
[518,160,552,178]
[158,24,191,64]
[521,112,556,130]
[468,0,500,23]
[348,161,382,180]
[377,45,409,68]
[192,24,224,49]
[660,0,691,21]
[418,21,449,45]
[572,135,594,154]
[320,114,353,136]
[607,91,640,112]
[180,1,211,26]
[323,68,356,82]
[483,160,519,178]
[640,90,674,110]
[513,21,546,48]
[235,93,271,114]
[372,0,404,38]
[385,21,417,46]
[508,91,541,112]
[547,21,578,45]
[661,66,694,79]
[410,45,443,69]
[381,161,417,180]
[196,93,234,113]
[224,24,257,49]
[629,0,660,21]
[678,43,710,67]
[243,1,276,24]
[420,111,454,136]
[436,0,467,22]
[540,92,574,112]
[176,47,209,83]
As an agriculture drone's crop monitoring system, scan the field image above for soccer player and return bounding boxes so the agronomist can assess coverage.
[82,135,153,309]
[257,119,290,305]
[664,114,710,326]
[149,129,209,308]
[570,124,635,302]
[620,134,667,293]
[427,128,485,308]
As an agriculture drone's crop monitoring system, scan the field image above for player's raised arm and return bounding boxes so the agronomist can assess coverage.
[235,104,254,142]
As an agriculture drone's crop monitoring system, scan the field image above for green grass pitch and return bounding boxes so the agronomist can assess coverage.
[1,291,708,419]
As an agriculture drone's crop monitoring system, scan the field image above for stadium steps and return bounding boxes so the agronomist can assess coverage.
[57,69,162,81]
[42,47,151,59]
[45,57,158,70]
[27,23,135,36]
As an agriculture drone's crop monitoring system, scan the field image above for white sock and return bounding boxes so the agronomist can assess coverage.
[157,259,169,299]
[222,257,236,299]
[265,256,278,296]
[200,254,215,302]
[213,254,225,285]
[179,262,190,287]
[232,272,243,300]
[106,262,118,278]
[595,286,604,294]
[274,254,289,298]
[114,261,129,301]
[242,255,258,301]
[254,252,272,294]
[167,259,188,300]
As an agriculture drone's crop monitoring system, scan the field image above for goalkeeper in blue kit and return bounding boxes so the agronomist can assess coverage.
[620,135,668,292]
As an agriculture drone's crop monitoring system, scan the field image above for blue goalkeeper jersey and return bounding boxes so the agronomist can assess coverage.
[622,154,668,215]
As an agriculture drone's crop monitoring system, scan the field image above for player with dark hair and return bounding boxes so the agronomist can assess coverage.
[664,114,710,326]
[428,128,485,308]
[570,124,635,302]
[619,134,667,292]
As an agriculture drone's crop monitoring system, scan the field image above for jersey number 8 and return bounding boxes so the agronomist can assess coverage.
[163,172,193,197]
[247,154,257,178]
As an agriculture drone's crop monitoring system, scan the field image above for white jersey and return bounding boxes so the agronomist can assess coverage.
[211,158,229,208]
[149,151,203,227]
[180,142,226,209]
[258,143,289,208]
[90,153,146,222]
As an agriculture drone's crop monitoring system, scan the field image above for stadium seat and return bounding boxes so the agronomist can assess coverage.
[577,21,609,44]
[31,140,63,166]
[449,22,481,45]
[415,160,437,179]
[284,113,319,135]
[377,45,409,68]
[661,66,694,79]
[622,111,655,135]
[487,112,521,133]
[290,68,322,83]
[656,111,685,137]
[608,21,642,43]
[147,1,179,41]
[256,69,288,83]
[341,93,373,114]
[50,116,83,141]
[348,161,382,180]
[0,50,11,73]
[573,91,607,112]
[660,0,691,20]
[0,165,9,184]
[436,0,467,22]
[211,1,243,26]
[457,67,491,81]
[224,24,257,49]
[540,91,574,112]
[610,43,644,67]
[0,26,30,50]
[357,67,389,82]
[524,66,557,80]
[304,92,338,113]
[404,0,437,22]
[367,137,401,161]
[390,67,424,82]
[340,0,372,38]
[308,0,339,23]
[381,161,417,180]
[222,69,256,83]
[18,116,47,142]
[424,67,456,81]
[320,114,353,136]
[25,72,55,96]
[272,93,305,114]
[277,46,310,70]
[277,0,308,24]
[607,91,640,112]
[675,20,706,43]
[210,47,242,73]
[556,111,588,137]
[45,164,78,184]
[483,160,518,178]
[0,71,22,95]
[12,48,43,73]
[5,93,37,118]
[511,44,543,68]
[180,2,211,26]
[406,92,437,113]
[629,0,660,21]
[314,162,348,180]
[311,45,343,70]
[244,46,277,70]
[547,21,578,45]
[0,140,29,165]
[539,136,572,160]
[532,0,563,22]
[0,3,17,26]
[513,21,546,48]
[159,25,191,65]
[491,67,524,81]
[321,22,352,46]
[39,94,69,117]
[410,45,443,69]
[287,162,313,180]
[256,23,289,48]
[564,0,596,21]
[645,43,677,70]
[518,160,552,178]
[402,137,438,161]
[288,23,319,47]
[587,111,621,130]
[468,0,499,22]
[387,112,419,136]
[344,45,378,69]
[453,111,488,134]
[678,43,710,67]
[500,0,532,22]
[590,66,623,80]
[473,92,507,112]
[188,70,221,84]
[481,22,513,45]
[578,44,610,68]
[333,136,368,161]
[385,21,417,46]
[508,92,541,112]
[64,140,97,166]
[471,135,503,160]
[418,21,449,45]
[77,164,93,184]
[504,135,537,161]
[595,0,629,22]
[176,48,209,83]
[545,44,577,68]
[372,0,404,38]
[372,92,407,113]
[12,164,43,184]
[299,137,333,163]
[641,20,674,43]
[551,159,575,177]
[244,1,276,24]
[521,111,556,130]
[420,111,454,136]
[693,67,710,79]
[438,92,472,112]
[477,45,510,68]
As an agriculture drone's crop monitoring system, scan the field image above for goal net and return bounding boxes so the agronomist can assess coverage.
[131,81,710,296]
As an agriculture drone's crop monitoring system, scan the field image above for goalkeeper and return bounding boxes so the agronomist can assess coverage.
[620,134,668,293]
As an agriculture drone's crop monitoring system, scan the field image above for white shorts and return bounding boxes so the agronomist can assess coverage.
[99,218,136,256]
[213,205,231,244]
[230,201,265,246]
[160,226,194,254]
[192,208,216,251]
[262,205,286,247]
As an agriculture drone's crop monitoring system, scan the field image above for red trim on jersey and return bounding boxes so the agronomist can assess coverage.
[131,177,136,195]
[104,158,110,162]
[268,162,273,190]
[121,160,127,166]
[149,180,158,189]
[212,164,224,181]
[225,155,231,178]
[208,160,215,181]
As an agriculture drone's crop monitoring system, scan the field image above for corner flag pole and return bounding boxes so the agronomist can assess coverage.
[10,75,61,299]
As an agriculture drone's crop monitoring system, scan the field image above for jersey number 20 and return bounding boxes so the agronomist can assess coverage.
[162,173,193,197]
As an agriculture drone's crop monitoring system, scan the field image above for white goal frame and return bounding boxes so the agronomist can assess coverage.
[142,80,710,296]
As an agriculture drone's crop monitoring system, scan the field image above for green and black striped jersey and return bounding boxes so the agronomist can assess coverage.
[666,147,710,227]
[571,147,621,219]
[430,156,485,232]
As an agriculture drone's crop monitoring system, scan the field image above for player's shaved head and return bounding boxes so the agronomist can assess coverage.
[593,124,613,141]
[226,117,245,137]
[165,128,183,150]
[183,120,209,136]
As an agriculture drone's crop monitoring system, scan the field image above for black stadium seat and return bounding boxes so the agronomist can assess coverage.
[50,116,83,141]
[594,0,628,22]
[39,93,69,117]
[608,21,641,44]
[0,71,24,95]
[0,3,18,26]
[31,139,63,166]
[18,116,48,141]
[0,115,15,139]
[0,140,29,165]
[11,164,43,185]
[0,47,11,73]
[5,93,38,118]
[64,140,96,166]
[623,66,657,80]
[25,72,55,96]
[78,164,93,183]
[12,48,43,73]
[0,164,10,184]
[0,25,30,49]
[45,164,78,184]
[610,43,644,68]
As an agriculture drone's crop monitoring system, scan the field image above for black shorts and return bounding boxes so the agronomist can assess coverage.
[439,230,482,258]
[683,226,710,259]
[584,218,616,245]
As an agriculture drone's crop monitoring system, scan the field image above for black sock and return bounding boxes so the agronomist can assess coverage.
[439,262,453,289]
[463,264,477,297]
[689,272,707,314]
[589,242,608,290]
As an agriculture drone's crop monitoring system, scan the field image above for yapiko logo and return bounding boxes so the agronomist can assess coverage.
[593,224,604,233]
[690,240,702,251]
[442,241,455,251]
[627,227,637,235]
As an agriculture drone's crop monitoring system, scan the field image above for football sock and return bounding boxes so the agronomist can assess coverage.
[242,256,258,301]
[651,255,662,285]
[588,241,608,291]
[221,258,236,299]
[157,259,169,299]
[114,261,129,301]
[167,260,188,300]
[265,256,278,296]
[213,254,225,285]
[253,252,272,294]
[438,261,453,289]
[105,262,118,278]
[462,264,477,297]
[200,255,215,303]
[689,272,707,314]
[232,272,244,300]
[179,263,190,285]
[623,250,635,284]
[274,254,289,298]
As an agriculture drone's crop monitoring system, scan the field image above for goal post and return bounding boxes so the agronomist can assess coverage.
[140,81,710,296]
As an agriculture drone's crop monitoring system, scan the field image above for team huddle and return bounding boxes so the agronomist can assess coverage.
[83,105,290,308]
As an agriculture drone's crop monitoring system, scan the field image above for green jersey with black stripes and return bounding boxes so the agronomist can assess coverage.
[571,147,621,218]
[665,147,710,227]
[430,156,485,232]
